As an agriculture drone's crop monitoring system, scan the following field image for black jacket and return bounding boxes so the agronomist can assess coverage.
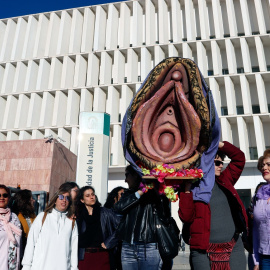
[77,207,120,260]
[114,188,170,244]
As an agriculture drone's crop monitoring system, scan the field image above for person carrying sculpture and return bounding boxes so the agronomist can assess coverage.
[114,165,171,270]
[21,186,78,270]
[179,141,248,270]
[252,149,270,269]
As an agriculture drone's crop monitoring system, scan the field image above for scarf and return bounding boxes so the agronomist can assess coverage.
[0,208,22,245]
[256,184,270,200]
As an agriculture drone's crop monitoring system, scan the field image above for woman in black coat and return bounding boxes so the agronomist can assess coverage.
[76,186,120,270]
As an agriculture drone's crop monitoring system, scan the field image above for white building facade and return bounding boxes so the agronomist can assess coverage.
[0,0,270,208]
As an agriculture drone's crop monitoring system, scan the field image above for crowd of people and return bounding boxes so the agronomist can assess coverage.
[1,141,270,269]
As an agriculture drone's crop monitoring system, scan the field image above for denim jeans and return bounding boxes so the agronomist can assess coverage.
[121,242,161,270]
[260,254,270,270]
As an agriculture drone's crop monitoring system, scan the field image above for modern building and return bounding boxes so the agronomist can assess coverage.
[0,0,269,210]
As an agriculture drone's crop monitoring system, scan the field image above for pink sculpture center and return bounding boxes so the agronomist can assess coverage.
[159,132,175,152]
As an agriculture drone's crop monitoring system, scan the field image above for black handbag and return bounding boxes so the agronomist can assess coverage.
[153,205,180,260]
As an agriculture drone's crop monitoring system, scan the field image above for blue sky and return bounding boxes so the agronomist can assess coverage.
[0,0,123,19]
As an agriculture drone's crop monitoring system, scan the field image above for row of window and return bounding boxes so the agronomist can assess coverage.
[220,105,270,116]
[208,66,270,76]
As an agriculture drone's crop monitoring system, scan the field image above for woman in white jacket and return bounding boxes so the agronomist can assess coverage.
[22,186,78,270]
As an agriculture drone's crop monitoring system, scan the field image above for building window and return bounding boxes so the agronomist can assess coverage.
[237,68,244,74]
[208,70,214,76]
[249,147,258,160]
[221,107,228,116]
[222,69,229,75]
[118,113,121,122]
[110,154,113,166]
[210,35,216,39]
[124,77,127,83]
[238,33,245,36]
[196,37,201,40]
[138,76,141,82]
[252,66,260,72]
[268,104,270,113]
[111,78,113,84]
[182,38,187,41]
[252,31,260,35]
[267,65,270,71]
[252,105,260,114]
[236,106,244,115]
[224,34,230,38]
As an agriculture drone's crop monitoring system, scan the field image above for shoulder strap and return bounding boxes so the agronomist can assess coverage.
[42,212,47,227]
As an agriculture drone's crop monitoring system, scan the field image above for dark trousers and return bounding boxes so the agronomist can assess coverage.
[78,251,110,270]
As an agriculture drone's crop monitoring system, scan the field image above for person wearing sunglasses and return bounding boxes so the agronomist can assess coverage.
[0,184,22,270]
[179,141,248,270]
[22,186,78,270]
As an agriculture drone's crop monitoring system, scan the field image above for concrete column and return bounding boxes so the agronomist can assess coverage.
[196,42,207,77]
[27,93,42,128]
[225,39,237,74]
[74,55,87,88]
[255,74,268,114]
[14,94,30,129]
[93,87,106,112]
[239,75,252,114]
[2,95,18,129]
[254,0,266,34]
[19,131,31,140]
[211,41,222,75]
[0,21,6,56]
[80,88,93,112]
[66,90,80,126]
[237,117,250,159]
[69,9,83,54]
[127,49,138,83]
[7,132,19,141]
[56,11,72,55]
[253,115,265,157]
[154,46,165,65]
[112,50,125,84]
[211,0,224,38]
[31,130,44,139]
[58,128,71,149]
[0,65,4,91]
[255,37,267,72]
[182,43,193,59]
[239,0,252,35]
[224,77,237,115]
[52,91,67,126]
[168,44,178,57]
[141,47,152,81]
[99,52,112,85]
[198,0,210,39]
[24,60,38,92]
[171,0,182,42]
[81,8,95,53]
[225,0,238,37]
[22,16,38,60]
[1,63,15,94]
[36,59,50,91]
[48,58,63,89]
[44,13,60,57]
[86,53,100,86]
[119,85,133,122]
[111,124,125,166]
[44,129,57,138]
[105,4,119,50]
[11,18,27,61]
[220,117,232,143]
[39,92,54,127]
[132,1,143,46]
[61,56,75,88]
[0,97,6,128]
[145,0,156,45]
[93,6,107,51]
[118,3,130,48]
[70,127,79,154]
[13,62,27,93]
[209,78,221,116]
[158,0,169,44]
[106,86,120,123]
[240,38,252,73]
[33,14,49,58]
[0,19,16,61]
[185,0,196,41]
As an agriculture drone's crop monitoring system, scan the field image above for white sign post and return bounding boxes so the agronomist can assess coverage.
[76,112,110,205]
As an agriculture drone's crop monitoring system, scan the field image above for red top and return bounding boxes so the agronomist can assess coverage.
[178,141,248,250]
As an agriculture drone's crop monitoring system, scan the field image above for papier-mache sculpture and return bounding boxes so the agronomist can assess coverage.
[122,57,221,202]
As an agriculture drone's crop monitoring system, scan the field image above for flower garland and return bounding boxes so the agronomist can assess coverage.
[138,163,204,202]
